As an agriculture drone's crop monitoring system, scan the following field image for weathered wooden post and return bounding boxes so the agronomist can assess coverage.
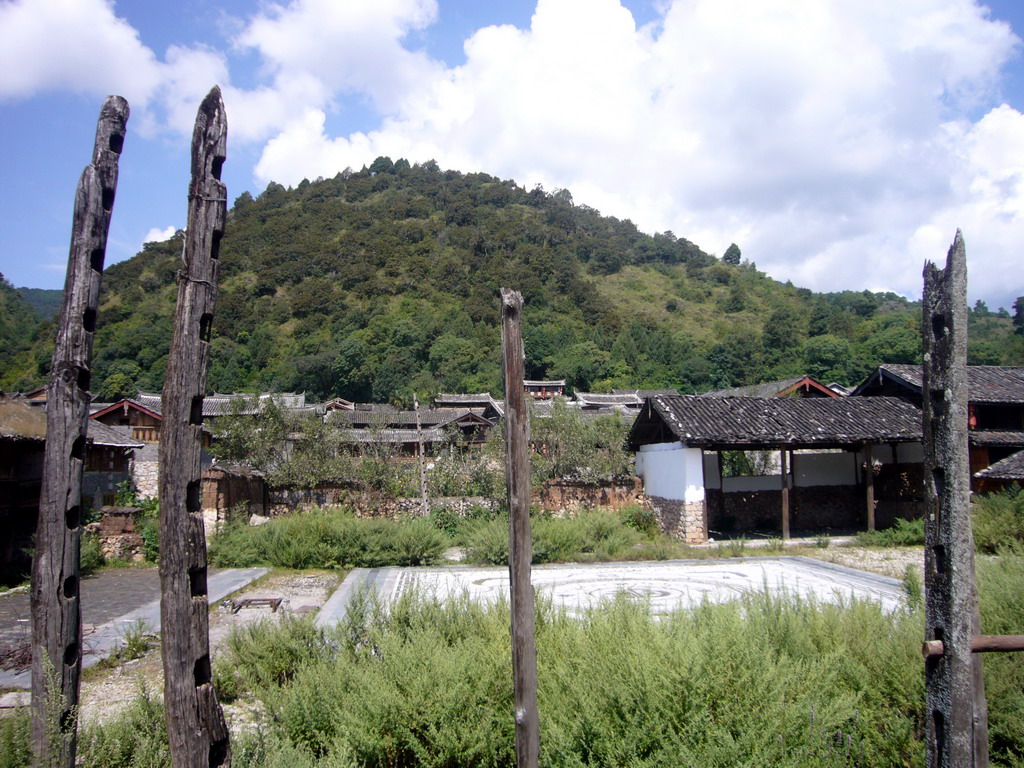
[922,230,988,767]
[779,447,790,540]
[500,288,540,768]
[30,95,128,768]
[158,86,230,768]
[413,392,429,515]
[864,443,876,532]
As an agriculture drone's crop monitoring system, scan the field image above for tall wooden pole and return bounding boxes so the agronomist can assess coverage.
[500,288,540,768]
[159,86,231,768]
[413,393,429,515]
[922,230,988,767]
[31,95,128,768]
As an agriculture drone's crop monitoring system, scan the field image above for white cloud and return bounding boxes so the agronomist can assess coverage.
[249,0,1022,305]
[0,0,162,104]
[143,225,177,244]
[6,0,1023,305]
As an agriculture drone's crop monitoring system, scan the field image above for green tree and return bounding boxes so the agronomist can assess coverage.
[722,243,742,266]
[1014,297,1024,335]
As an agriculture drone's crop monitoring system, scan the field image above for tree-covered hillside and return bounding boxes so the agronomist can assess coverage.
[0,274,50,389]
[3,159,1022,399]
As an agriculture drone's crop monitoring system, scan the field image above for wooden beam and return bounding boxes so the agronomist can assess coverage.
[500,288,540,768]
[922,230,987,768]
[159,87,231,768]
[864,443,876,532]
[31,95,128,768]
[780,448,790,540]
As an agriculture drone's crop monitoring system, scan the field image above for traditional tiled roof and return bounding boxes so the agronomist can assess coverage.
[969,430,1024,447]
[524,380,566,388]
[975,450,1024,480]
[335,408,490,429]
[629,394,922,449]
[0,397,47,440]
[613,388,680,398]
[133,391,309,417]
[853,365,1024,404]
[574,392,643,408]
[700,376,838,399]
[0,397,142,448]
[338,427,447,444]
[86,422,145,448]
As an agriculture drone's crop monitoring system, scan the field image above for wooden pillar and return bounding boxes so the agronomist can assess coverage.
[159,87,231,768]
[413,393,429,515]
[500,288,540,768]
[716,450,725,532]
[864,443,876,532]
[31,96,128,768]
[922,230,987,768]
[780,448,790,540]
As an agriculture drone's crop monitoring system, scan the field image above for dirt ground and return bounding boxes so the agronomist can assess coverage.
[803,544,924,580]
[77,569,341,727]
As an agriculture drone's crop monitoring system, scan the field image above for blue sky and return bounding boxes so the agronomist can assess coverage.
[1,0,1022,311]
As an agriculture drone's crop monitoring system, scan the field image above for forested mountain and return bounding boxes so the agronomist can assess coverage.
[3,159,1022,400]
[0,274,49,388]
[17,287,63,320]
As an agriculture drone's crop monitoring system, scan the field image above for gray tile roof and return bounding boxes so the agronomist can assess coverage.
[700,377,837,399]
[574,392,643,407]
[86,422,145,448]
[975,450,1024,480]
[630,394,922,449]
[856,365,1024,404]
[969,430,1024,447]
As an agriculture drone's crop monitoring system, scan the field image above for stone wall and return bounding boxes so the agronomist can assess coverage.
[93,506,145,561]
[646,495,707,543]
[536,477,641,513]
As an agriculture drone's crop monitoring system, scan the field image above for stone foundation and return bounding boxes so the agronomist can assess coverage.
[646,496,707,543]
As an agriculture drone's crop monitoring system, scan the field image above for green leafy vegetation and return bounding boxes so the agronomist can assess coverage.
[5,162,1020,399]
[855,517,926,547]
[973,485,1024,554]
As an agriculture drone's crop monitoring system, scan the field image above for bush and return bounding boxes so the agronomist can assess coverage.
[77,684,169,768]
[208,509,448,569]
[855,517,925,547]
[219,589,926,767]
[973,485,1024,554]
[80,530,106,575]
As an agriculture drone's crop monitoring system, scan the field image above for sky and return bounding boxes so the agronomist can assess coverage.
[1,0,1023,311]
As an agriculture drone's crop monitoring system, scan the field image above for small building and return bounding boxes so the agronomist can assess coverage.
[700,376,839,399]
[628,394,924,542]
[434,393,505,421]
[524,380,565,399]
[331,406,494,453]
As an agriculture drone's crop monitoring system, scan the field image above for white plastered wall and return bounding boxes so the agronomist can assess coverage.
[636,442,705,502]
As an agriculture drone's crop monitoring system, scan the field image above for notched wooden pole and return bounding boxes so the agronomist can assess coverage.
[500,288,540,768]
[922,230,988,768]
[31,95,128,768]
[159,86,230,768]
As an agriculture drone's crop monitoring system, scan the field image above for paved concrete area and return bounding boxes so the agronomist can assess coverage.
[0,567,268,690]
[318,556,904,628]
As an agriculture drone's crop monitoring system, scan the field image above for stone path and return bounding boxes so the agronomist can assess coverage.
[318,556,905,628]
[0,567,267,690]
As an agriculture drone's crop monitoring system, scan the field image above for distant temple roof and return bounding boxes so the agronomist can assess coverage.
[700,376,838,399]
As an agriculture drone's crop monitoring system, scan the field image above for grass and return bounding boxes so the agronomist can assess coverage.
[6,552,1023,766]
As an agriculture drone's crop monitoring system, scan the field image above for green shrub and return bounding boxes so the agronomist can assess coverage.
[221,588,926,767]
[856,517,925,547]
[620,504,660,537]
[208,509,448,570]
[978,554,1024,764]
[0,708,30,768]
[77,684,169,768]
[973,485,1024,554]
[80,530,106,575]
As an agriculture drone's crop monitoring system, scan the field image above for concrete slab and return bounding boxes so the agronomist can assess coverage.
[318,557,903,628]
[0,567,269,691]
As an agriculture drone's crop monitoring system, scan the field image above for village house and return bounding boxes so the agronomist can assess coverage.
[331,404,494,454]
[852,364,1024,487]
[628,393,924,543]
[0,396,142,582]
[700,375,840,399]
